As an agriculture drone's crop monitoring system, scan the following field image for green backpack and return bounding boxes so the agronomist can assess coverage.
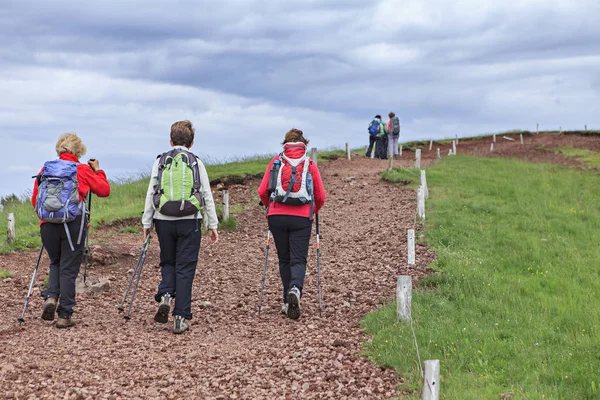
[152,149,203,217]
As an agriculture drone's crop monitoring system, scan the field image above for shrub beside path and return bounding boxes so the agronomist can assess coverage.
[0,155,434,399]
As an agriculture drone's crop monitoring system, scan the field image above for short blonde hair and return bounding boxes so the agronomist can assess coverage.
[55,133,87,158]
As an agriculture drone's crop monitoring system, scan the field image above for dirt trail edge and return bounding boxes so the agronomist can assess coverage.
[0,155,435,400]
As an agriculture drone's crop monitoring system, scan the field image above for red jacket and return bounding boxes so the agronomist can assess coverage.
[32,153,111,222]
[257,143,326,218]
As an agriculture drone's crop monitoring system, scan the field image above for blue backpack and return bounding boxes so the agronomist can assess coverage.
[368,119,381,136]
[35,159,86,250]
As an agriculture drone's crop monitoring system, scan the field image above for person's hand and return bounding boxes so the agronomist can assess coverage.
[143,228,151,240]
[88,159,100,172]
[208,229,219,244]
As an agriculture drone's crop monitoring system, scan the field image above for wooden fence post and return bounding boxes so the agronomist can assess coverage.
[417,186,425,220]
[422,360,440,400]
[421,170,428,198]
[429,140,433,151]
[222,190,230,221]
[415,149,421,169]
[396,276,412,322]
[387,155,393,171]
[559,126,562,134]
[455,134,458,145]
[7,213,15,244]
[585,125,587,131]
[346,142,351,161]
[493,134,496,143]
[490,143,494,152]
[520,134,524,144]
[436,148,440,161]
[399,144,403,156]
[452,140,456,155]
[536,123,539,134]
[407,229,415,265]
[311,147,318,163]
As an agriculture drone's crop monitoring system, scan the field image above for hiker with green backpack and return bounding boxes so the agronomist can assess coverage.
[141,120,219,334]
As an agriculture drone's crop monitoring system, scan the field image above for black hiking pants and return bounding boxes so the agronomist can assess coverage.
[268,215,312,303]
[41,215,86,319]
[366,135,376,157]
[154,219,201,320]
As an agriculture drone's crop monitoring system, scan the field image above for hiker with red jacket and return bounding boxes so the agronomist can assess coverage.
[32,133,111,328]
[257,129,326,319]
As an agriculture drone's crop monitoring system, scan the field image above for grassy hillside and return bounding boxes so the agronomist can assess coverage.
[0,149,346,254]
[363,156,600,399]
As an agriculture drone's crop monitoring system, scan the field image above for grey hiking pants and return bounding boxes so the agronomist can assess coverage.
[388,135,399,157]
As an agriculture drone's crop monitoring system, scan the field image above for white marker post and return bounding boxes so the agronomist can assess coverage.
[407,229,415,265]
[452,140,456,155]
[490,143,494,152]
[520,134,524,144]
[415,149,421,169]
[7,213,15,244]
[388,155,393,171]
[346,142,351,161]
[417,186,425,220]
[493,134,496,143]
[222,190,230,221]
[537,123,539,134]
[436,148,441,161]
[396,276,412,322]
[429,140,433,151]
[421,170,428,198]
[502,136,515,141]
[455,134,458,145]
[399,144,403,156]
[311,147,318,163]
[422,360,440,400]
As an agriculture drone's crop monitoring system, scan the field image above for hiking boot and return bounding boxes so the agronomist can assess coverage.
[281,303,289,315]
[41,297,57,321]
[56,317,75,329]
[286,287,301,320]
[173,315,189,334]
[154,293,172,324]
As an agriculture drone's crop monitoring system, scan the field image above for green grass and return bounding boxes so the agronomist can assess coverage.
[555,146,600,169]
[381,168,421,187]
[0,270,12,280]
[362,156,600,399]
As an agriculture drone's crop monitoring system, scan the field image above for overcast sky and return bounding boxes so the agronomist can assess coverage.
[1,0,599,198]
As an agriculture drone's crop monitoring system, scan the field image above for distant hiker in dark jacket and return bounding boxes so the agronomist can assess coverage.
[386,112,401,159]
[257,129,326,319]
[366,115,382,158]
[142,120,219,334]
[375,117,388,160]
[32,133,111,328]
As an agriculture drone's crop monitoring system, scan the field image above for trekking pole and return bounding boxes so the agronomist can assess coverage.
[18,244,44,325]
[258,230,271,315]
[122,233,151,320]
[116,238,145,313]
[316,214,322,316]
[82,191,92,284]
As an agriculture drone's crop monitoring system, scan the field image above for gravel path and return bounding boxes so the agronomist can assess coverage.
[0,154,434,399]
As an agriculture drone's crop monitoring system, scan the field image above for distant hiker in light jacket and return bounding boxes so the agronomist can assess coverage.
[142,120,219,334]
[257,129,326,320]
[386,112,401,159]
[32,133,111,328]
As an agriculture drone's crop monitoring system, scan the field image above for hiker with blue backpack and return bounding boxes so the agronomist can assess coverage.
[386,112,401,159]
[257,128,326,320]
[142,120,219,334]
[366,115,382,158]
[32,133,111,328]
